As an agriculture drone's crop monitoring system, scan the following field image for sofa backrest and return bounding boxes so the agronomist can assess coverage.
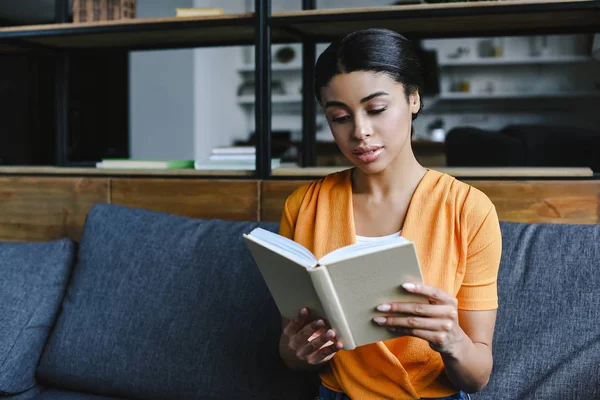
[0,239,75,396]
[473,222,600,399]
[36,204,318,400]
[34,203,600,399]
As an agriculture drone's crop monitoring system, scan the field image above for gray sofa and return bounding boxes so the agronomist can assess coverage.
[1,203,599,400]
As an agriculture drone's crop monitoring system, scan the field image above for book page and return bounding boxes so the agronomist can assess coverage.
[318,236,410,266]
[324,242,427,348]
[246,228,317,268]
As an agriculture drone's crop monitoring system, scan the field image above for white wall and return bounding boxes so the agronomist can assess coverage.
[129,0,195,160]
[193,0,247,162]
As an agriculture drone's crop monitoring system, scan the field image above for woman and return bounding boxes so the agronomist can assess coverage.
[278,28,501,400]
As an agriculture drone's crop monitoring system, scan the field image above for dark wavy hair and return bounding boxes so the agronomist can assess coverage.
[314,28,426,131]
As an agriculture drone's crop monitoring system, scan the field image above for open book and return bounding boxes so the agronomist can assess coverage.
[243,228,427,350]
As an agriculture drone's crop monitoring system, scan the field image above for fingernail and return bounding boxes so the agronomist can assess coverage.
[377,304,391,312]
[300,308,308,315]
[387,327,397,333]
[402,283,416,290]
[373,317,387,324]
[315,319,324,327]
[326,329,335,338]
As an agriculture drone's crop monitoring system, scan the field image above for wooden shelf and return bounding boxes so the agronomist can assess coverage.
[0,166,592,179]
[271,0,600,40]
[0,166,253,177]
[0,14,284,51]
[439,55,594,66]
[271,166,595,178]
[437,91,600,100]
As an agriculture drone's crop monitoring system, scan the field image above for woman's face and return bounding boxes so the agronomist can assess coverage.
[320,71,420,174]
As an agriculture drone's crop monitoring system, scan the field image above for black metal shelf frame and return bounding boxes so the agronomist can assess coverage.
[0,0,599,177]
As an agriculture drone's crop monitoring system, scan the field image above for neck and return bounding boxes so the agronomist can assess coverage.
[352,144,426,198]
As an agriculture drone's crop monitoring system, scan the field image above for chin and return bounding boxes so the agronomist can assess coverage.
[352,159,389,175]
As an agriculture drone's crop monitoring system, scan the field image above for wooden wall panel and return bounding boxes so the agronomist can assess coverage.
[110,179,260,221]
[0,177,109,242]
[260,180,312,222]
[260,179,600,224]
[468,180,600,224]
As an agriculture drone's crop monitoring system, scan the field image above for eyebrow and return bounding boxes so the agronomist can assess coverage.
[324,91,389,109]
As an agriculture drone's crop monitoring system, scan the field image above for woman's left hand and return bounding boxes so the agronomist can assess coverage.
[373,282,467,357]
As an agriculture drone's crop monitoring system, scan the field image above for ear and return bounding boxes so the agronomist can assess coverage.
[409,90,421,114]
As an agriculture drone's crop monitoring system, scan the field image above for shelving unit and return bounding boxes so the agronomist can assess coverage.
[438,55,594,66]
[270,0,600,40]
[0,0,598,178]
[437,91,600,100]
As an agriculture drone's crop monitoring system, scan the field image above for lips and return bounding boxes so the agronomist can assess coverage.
[352,145,384,163]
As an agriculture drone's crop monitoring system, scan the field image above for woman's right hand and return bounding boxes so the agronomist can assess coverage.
[281,308,343,367]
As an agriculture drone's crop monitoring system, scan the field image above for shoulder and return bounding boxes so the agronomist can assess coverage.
[283,169,351,214]
[427,169,496,226]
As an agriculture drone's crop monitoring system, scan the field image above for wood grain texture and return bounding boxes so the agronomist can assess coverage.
[260,179,600,224]
[0,177,109,242]
[468,180,600,224]
[0,15,255,50]
[0,166,253,176]
[110,178,259,221]
[0,13,253,33]
[274,0,594,17]
[271,166,593,177]
[273,1,599,39]
[260,180,312,222]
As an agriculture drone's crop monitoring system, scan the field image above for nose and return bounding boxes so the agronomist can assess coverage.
[352,114,373,140]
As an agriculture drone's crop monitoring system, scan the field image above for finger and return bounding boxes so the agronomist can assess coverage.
[401,283,458,306]
[289,318,326,350]
[306,340,343,365]
[283,308,311,337]
[377,303,457,320]
[296,328,336,359]
[374,315,456,333]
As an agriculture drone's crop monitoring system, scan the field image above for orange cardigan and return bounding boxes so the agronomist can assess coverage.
[279,168,502,399]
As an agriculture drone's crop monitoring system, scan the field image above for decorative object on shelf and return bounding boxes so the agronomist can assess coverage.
[175,8,224,17]
[73,0,136,23]
[274,47,296,64]
[446,47,470,60]
[237,81,285,97]
[477,38,504,58]
[450,79,471,93]
[529,36,549,57]
[426,119,446,142]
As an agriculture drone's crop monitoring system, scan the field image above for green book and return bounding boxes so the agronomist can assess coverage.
[97,159,195,169]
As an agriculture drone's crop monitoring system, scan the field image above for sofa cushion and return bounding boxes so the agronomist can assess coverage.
[0,239,75,395]
[37,204,318,400]
[473,222,600,399]
[32,389,122,400]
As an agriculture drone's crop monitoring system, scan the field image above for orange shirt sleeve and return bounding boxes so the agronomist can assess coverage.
[456,187,502,311]
[278,183,311,240]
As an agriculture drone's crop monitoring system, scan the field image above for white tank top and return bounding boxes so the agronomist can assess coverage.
[355,230,402,244]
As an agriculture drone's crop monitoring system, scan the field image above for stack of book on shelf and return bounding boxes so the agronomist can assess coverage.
[175,8,224,17]
[96,159,194,169]
[194,146,281,170]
